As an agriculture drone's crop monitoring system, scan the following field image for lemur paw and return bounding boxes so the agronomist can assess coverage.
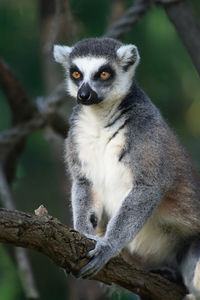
[75,237,115,279]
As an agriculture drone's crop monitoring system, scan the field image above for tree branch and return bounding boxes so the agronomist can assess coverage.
[105,0,154,39]
[162,0,200,76]
[0,207,186,300]
[0,57,36,123]
[0,115,45,158]
[0,58,68,159]
[0,57,37,183]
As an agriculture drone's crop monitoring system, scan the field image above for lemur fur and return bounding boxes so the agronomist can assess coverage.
[54,37,200,299]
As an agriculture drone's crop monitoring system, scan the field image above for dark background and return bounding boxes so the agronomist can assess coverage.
[0,0,200,299]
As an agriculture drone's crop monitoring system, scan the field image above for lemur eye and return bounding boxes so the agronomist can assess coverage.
[72,71,81,79]
[100,71,110,80]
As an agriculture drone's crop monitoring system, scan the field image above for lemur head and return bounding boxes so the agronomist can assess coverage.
[54,38,140,105]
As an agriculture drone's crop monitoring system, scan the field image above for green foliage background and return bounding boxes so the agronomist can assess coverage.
[0,0,199,299]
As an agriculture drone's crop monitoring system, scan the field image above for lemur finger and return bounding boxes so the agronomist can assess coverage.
[85,247,100,258]
[77,256,102,278]
[77,260,97,278]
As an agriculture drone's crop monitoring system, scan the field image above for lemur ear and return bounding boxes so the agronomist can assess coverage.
[116,44,140,71]
[53,45,73,65]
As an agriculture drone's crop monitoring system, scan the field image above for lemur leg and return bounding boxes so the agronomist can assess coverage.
[180,239,200,300]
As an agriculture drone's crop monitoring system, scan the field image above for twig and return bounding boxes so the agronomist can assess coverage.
[105,0,154,39]
[0,208,186,300]
[0,112,68,159]
[36,81,67,114]
[0,115,45,158]
[0,166,39,299]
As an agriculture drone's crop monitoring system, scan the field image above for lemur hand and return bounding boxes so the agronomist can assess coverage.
[76,235,116,279]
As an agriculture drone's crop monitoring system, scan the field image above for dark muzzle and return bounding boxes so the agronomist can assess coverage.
[77,83,102,105]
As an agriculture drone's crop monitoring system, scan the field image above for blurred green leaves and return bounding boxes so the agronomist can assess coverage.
[0,246,22,300]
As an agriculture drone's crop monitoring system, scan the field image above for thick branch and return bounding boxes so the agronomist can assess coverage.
[0,57,36,183]
[0,208,186,300]
[161,0,200,76]
[0,57,35,123]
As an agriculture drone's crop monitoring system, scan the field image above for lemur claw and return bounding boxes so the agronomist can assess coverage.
[86,247,100,259]
[78,256,103,278]
[77,238,115,278]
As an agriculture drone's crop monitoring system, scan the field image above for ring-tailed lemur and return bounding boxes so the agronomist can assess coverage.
[54,37,200,299]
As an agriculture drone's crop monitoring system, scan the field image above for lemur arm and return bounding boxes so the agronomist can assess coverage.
[104,185,161,249]
[77,184,163,278]
[71,178,96,235]
[66,133,98,235]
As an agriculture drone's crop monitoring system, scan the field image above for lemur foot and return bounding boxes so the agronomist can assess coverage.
[75,235,116,279]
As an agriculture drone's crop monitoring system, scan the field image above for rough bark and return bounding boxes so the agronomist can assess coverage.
[0,208,186,300]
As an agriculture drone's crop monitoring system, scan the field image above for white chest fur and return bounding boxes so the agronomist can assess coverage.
[74,106,133,217]
[73,106,178,265]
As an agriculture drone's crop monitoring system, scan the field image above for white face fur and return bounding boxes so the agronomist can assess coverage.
[54,43,140,106]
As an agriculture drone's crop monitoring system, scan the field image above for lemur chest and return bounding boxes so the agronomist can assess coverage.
[75,108,133,216]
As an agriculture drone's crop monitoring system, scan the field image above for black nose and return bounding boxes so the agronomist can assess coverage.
[77,83,91,101]
[77,83,100,105]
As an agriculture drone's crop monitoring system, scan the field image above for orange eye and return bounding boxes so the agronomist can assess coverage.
[100,71,110,80]
[72,71,81,79]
